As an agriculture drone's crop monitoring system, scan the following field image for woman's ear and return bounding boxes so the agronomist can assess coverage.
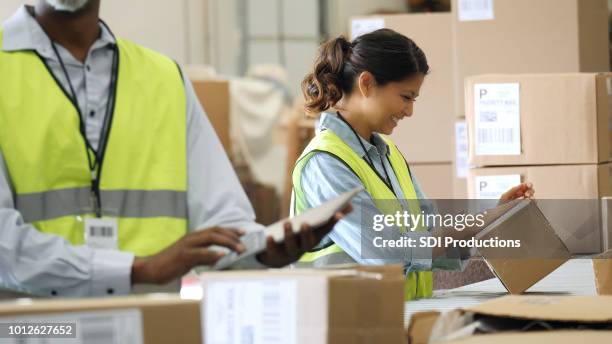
[357,71,376,98]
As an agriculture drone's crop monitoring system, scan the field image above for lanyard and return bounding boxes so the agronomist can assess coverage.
[335,112,397,197]
[47,30,119,218]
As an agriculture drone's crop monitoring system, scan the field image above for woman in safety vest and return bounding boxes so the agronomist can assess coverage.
[290,29,534,300]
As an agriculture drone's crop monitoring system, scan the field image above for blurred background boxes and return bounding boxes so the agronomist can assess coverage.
[451,0,610,114]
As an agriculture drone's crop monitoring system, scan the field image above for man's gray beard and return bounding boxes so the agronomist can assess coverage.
[45,0,90,12]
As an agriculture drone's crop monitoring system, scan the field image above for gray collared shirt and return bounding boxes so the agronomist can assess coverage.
[0,5,264,297]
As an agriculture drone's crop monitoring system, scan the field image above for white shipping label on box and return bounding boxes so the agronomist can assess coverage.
[474,83,521,156]
[458,0,494,21]
[474,175,521,199]
[0,308,143,344]
[455,121,469,178]
[351,18,384,40]
[205,280,298,344]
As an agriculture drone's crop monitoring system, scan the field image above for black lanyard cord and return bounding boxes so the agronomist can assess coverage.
[48,38,119,218]
[335,112,396,195]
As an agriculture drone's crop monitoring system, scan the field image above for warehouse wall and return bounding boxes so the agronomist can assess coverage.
[0,0,208,65]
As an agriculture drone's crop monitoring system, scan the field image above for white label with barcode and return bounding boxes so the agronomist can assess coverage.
[204,280,297,344]
[455,121,469,178]
[0,308,143,344]
[458,0,494,21]
[475,175,521,199]
[351,18,385,40]
[474,83,521,156]
[85,217,118,250]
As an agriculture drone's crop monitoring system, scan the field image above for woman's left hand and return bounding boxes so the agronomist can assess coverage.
[498,182,535,205]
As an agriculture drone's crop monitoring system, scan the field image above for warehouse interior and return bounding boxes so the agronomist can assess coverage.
[1,0,612,343]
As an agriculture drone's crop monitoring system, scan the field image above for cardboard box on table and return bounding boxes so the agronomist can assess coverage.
[468,163,612,254]
[408,295,612,343]
[0,295,201,344]
[200,265,405,344]
[351,13,455,163]
[465,73,612,167]
[451,0,609,113]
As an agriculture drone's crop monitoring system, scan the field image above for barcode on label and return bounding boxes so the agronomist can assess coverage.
[89,226,114,237]
[261,286,282,343]
[460,0,491,11]
[478,128,514,144]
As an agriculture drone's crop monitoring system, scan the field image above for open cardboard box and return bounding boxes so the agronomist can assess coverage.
[473,200,571,294]
[408,295,612,343]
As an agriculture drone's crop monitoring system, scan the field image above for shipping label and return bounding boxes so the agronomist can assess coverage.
[351,18,385,40]
[205,280,297,344]
[474,83,521,156]
[455,121,469,178]
[458,0,494,21]
[475,174,521,199]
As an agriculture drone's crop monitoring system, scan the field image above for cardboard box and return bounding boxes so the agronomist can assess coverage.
[191,79,231,154]
[474,200,570,294]
[593,249,612,295]
[351,13,455,163]
[200,265,405,344]
[411,163,454,199]
[465,73,612,167]
[0,295,201,344]
[468,163,612,253]
[415,295,612,343]
[451,0,610,113]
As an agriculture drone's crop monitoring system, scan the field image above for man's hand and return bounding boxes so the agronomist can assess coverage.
[499,182,535,205]
[131,227,246,284]
[256,204,352,268]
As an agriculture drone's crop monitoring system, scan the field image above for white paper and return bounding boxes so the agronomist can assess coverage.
[0,309,143,344]
[455,121,469,178]
[474,83,521,156]
[474,175,521,199]
[204,280,298,344]
[458,0,495,21]
[350,18,385,40]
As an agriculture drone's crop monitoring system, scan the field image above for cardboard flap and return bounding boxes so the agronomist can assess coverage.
[465,295,612,322]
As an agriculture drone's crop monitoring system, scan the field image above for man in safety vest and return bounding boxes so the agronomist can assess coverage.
[0,0,348,297]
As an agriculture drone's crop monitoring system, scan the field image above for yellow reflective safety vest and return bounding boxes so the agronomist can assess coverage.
[0,30,187,257]
[291,129,433,300]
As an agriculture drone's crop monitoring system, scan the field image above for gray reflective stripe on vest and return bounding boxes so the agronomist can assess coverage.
[16,188,187,223]
[293,251,356,268]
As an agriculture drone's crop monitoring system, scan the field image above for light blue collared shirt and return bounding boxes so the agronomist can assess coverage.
[300,113,463,272]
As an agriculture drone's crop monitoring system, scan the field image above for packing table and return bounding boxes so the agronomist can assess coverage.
[404,258,597,326]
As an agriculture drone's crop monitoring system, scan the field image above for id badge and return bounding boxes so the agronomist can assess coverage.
[84,218,119,250]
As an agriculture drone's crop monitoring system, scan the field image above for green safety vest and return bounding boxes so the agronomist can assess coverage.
[0,30,187,257]
[291,129,433,300]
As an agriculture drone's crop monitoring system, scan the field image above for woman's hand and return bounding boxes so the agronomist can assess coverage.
[498,182,535,205]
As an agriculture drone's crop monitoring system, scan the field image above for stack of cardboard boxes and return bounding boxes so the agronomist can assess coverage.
[458,0,611,255]
[351,0,610,202]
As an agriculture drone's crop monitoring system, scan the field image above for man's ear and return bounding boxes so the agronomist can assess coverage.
[357,71,376,98]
